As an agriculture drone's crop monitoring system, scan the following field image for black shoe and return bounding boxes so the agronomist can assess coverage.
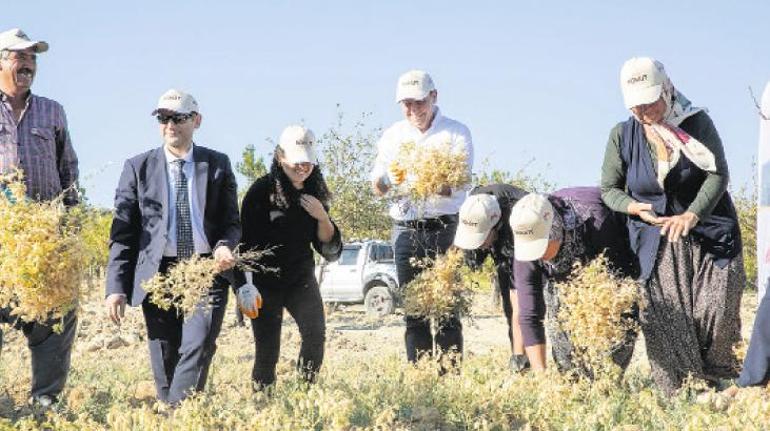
[509,354,530,373]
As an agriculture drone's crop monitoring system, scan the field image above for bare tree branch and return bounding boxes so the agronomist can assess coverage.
[749,86,769,121]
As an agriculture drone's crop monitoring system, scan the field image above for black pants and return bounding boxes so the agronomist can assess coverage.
[141,258,228,404]
[0,308,77,400]
[392,219,463,363]
[495,266,515,350]
[250,272,326,387]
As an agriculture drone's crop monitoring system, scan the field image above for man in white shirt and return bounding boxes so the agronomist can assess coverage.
[104,89,241,405]
[371,70,473,365]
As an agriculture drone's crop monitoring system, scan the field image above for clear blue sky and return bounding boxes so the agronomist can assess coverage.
[5,1,768,207]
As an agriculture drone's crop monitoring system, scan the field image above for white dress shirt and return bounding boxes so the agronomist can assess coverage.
[370,107,474,221]
[163,144,212,257]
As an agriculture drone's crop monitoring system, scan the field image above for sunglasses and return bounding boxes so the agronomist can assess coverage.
[156,113,194,125]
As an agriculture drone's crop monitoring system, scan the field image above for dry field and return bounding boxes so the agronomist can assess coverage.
[0,285,768,430]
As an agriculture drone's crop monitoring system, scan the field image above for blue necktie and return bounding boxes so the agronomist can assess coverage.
[172,159,194,259]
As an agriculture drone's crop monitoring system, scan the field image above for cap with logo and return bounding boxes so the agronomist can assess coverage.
[0,28,48,52]
[396,70,435,103]
[620,57,668,110]
[278,125,317,164]
[0,28,48,53]
[454,194,502,250]
[509,193,555,262]
[151,89,199,115]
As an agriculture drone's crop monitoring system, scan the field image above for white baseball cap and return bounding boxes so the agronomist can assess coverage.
[620,57,668,109]
[396,70,435,103]
[278,125,318,164]
[0,28,48,53]
[454,194,502,250]
[509,193,555,261]
[152,89,199,115]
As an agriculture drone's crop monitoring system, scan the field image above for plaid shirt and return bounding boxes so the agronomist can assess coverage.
[0,91,79,205]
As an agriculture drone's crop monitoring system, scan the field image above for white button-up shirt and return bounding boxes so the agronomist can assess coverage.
[163,145,212,257]
[370,107,473,221]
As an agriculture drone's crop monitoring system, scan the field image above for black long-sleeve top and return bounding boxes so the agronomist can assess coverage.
[240,174,342,289]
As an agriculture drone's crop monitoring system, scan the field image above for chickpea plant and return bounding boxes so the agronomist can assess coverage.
[0,171,85,330]
[403,247,476,355]
[142,247,275,319]
[556,254,639,377]
[393,141,471,201]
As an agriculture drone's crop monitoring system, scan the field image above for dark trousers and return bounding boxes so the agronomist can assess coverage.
[513,260,548,347]
[0,308,77,399]
[739,292,770,387]
[496,266,515,349]
[141,258,228,404]
[392,220,463,363]
[250,272,326,387]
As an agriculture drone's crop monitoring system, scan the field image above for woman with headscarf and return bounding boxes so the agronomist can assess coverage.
[600,57,743,394]
[237,125,342,389]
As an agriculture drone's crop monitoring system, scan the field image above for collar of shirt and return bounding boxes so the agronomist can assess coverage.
[161,142,212,256]
[0,90,32,124]
[163,143,195,165]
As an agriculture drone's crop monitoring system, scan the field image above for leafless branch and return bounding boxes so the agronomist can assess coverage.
[749,86,770,121]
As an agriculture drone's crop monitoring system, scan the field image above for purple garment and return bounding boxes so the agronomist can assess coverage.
[514,186,636,347]
[0,92,79,205]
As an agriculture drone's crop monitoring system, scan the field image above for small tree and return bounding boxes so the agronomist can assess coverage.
[474,158,555,193]
[236,144,268,195]
[318,110,390,241]
[734,174,758,290]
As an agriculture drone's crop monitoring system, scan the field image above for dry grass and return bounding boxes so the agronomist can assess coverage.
[1,285,770,429]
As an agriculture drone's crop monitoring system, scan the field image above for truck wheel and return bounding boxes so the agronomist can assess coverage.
[364,285,394,317]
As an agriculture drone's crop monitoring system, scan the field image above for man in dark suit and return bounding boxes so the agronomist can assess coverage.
[104,89,241,405]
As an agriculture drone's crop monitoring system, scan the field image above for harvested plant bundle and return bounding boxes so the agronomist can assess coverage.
[0,172,85,326]
[556,254,639,374]
[142,248,274,319]
[394,141,470,200]
[403,247,474,323]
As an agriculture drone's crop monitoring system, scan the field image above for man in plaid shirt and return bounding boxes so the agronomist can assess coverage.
[0,28,79,408]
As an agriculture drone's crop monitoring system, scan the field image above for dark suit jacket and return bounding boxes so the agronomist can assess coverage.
[105,145,241,306]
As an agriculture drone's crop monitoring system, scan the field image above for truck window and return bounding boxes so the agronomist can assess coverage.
[376,244,394,261]
[339,246,361,265]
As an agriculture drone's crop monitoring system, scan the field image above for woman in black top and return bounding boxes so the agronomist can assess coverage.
[239,125,342,388]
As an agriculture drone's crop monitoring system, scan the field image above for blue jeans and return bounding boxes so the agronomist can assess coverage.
[392,219,463,363]
[739,292,770,387]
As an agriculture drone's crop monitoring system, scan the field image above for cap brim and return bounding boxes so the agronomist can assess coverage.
[513,238,549,262]
[453,226,490,250]
[151,107,194,115]
[396,89,430,103]
[8,40,48,53]
[283,150,317,165]
[623,84,663,109]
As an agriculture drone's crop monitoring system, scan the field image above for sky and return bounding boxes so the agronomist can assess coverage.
[4,1,769,208]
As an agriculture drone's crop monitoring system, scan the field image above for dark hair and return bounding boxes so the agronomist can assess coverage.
[269,145,331,209]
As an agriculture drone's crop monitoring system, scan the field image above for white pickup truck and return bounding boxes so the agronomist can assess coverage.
[316,240,400,317]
